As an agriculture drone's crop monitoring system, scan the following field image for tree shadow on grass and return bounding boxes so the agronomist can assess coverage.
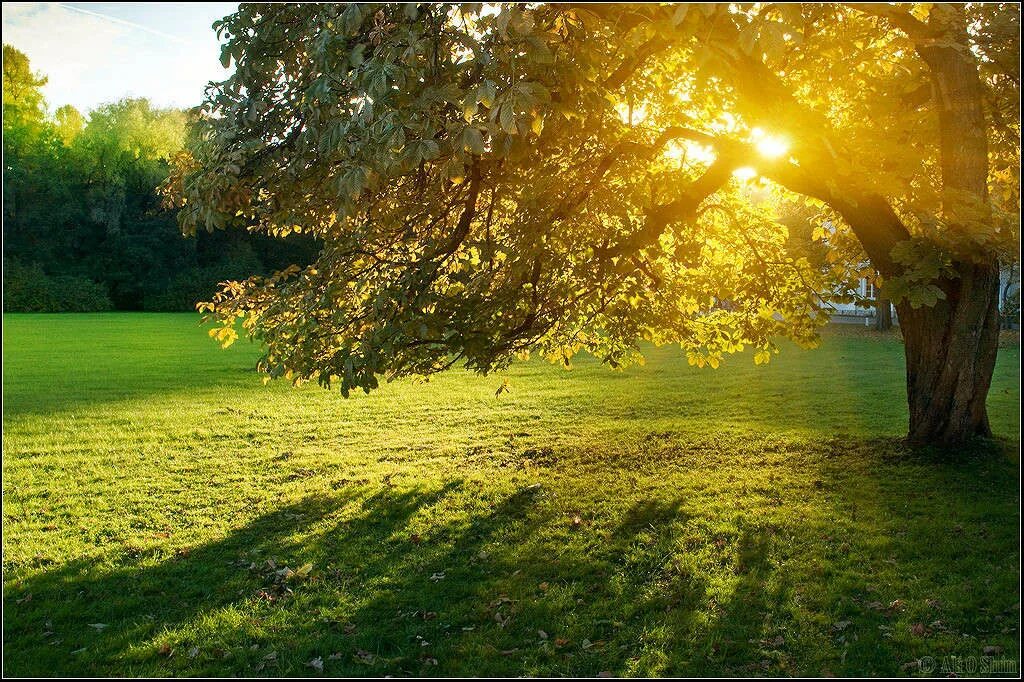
[4,437,1020,677]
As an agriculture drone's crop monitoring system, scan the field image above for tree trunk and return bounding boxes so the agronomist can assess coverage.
[896,261,1001,446]
[894,6,1000,447]
[874,293,893,331]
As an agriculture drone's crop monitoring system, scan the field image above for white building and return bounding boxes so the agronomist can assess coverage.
[825,276,893,326]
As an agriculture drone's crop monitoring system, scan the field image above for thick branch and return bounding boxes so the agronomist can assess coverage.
[603,36,669,90]
[553,127,706,221]
[702,18,915,276]
[651,126,913,275]
[595,155,736,259]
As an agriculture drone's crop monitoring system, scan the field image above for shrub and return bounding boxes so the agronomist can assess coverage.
[3,260,114,312]
[144,241,265,312]
[143,266,234,312]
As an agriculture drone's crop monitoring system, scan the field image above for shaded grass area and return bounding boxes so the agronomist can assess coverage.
[2,313,1020,676]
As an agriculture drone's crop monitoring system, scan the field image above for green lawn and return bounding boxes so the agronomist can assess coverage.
[2,313,1020,677]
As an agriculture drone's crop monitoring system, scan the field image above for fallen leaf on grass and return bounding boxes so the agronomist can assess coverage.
[88,623,108,631]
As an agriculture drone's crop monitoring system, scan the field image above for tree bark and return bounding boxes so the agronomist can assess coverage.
[896,262,1001,445]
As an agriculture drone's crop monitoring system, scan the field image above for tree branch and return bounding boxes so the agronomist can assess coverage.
[851,4,936,42]
[594,155,737,260]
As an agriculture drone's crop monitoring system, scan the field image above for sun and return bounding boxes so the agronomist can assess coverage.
[751,127,790,158]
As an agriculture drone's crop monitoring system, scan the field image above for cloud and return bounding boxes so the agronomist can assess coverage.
[2,2,233,114]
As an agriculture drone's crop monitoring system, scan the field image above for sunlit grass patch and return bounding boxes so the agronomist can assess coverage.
[2,314,1020,676]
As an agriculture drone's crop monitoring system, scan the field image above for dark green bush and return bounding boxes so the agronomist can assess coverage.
[143,266,236,312]
[143,242,264,312]
[3,260,113,312]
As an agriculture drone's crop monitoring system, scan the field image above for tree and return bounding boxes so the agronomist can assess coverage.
[54,104,85,145]
[875,294,894,332]
[3,44,81,268]
[2,44,47,128]
[168,3,1020,447]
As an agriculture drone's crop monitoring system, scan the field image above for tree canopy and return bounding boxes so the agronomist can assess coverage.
[169,2,1019,436]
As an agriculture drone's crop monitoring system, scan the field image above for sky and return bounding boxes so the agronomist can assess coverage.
[2,2,239,114]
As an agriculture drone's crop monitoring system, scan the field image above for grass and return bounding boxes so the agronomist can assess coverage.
[2,312,1020,677]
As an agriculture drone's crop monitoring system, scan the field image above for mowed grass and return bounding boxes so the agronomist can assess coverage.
[2,313,1020,677]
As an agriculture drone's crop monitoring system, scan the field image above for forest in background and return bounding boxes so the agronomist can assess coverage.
[2,44,318,312]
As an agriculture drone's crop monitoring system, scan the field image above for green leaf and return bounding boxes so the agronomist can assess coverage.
[478,81,497,108]
[462,95,478,122]
[421,139,440,161]
[463,127,485,155]
[499,105,516,134]
[349,44,366,67]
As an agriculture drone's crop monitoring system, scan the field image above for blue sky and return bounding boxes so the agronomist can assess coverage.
[2,2,238,114]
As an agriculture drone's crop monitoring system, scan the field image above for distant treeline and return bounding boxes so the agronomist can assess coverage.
[2,44,317,312]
